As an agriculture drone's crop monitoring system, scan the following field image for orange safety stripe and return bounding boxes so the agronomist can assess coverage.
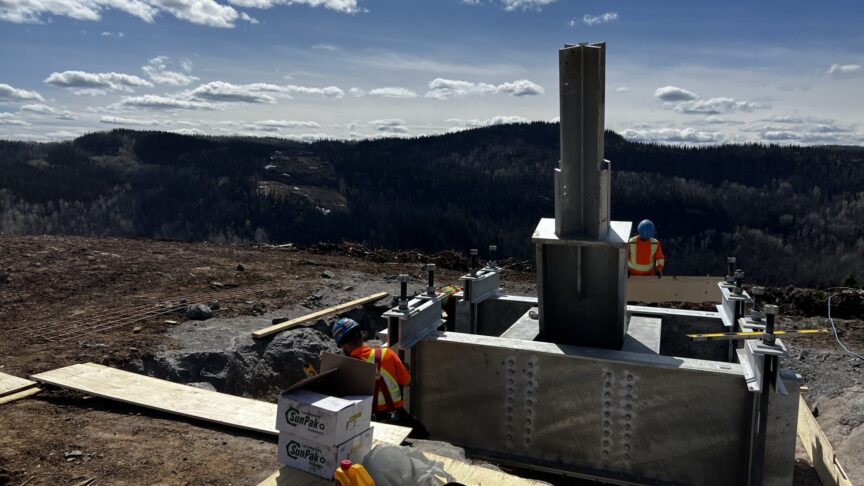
[365,348,403,409]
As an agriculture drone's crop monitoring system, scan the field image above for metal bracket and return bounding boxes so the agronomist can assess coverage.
[383,295,444,350]
[460,267,501,304]
[736,339,789,394]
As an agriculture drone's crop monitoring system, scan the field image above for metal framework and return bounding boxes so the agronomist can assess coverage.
[380,42,801,486]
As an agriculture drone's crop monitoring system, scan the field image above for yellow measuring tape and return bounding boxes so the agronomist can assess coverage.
[687,329,829,342]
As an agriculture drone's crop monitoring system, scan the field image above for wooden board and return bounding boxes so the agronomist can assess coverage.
[0,387,41,405]
[0,371,37,397]
[258,450,548,486]
[628,276,722,304]
[253,292,389,339]
[31,363,410,445]
[797,395,853,486]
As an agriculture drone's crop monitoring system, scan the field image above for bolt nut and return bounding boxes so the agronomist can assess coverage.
[470,248,478,256]
[426,263,436,272]
[727,257,737,264]
[399,274,408,282]
[489,245,497,252]
[752,286,765,296]
[764,304,779,315]
[734,269,745,279]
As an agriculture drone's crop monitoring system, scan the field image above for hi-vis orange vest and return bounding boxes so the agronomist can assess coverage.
[351,346,411,411]
[628,236,665,276]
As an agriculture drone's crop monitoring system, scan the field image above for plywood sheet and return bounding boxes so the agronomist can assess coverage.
[0,371,36,397]
[31,363,410,445]
[797,395,853,486]
[257,451,547,486]
[628,276,722,303]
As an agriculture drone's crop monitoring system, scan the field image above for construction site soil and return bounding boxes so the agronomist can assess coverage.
[0,235,861,485]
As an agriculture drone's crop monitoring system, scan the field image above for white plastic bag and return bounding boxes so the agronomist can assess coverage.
[362,444,455,486]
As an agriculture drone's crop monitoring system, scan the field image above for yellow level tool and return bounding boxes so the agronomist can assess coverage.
[687,329,829,342]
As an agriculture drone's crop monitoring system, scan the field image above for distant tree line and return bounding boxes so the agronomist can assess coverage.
[1,125,862,288]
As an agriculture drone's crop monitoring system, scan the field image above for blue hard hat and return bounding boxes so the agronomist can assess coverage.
[637,219,656,239]
[332,317,360,345]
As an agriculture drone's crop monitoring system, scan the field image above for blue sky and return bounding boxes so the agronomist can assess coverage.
[1,0,862,144]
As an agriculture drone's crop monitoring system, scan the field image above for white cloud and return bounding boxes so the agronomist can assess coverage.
[44,70,153,93]
[743,117,859,144]
[0,83,45,102]
[189,81,281,103]
[446,115,529,129]
[615,86,630,93]
[18,104,78,120]
[310,43,339,51]
[498,0,556,11]
[249,119,321,131]
[673,97,767,115]
[142,56,200,86]
[368,87,417,99]
[700,116,743,125]
[369,118,408,134]
[100,115,159,126]
[115,94,221,110]
[349,87,366,97]
[654,86,699,102]
[19,103,56,114]
[189,81,345,102]
[621,127,727,144]
[827,64,863,78]
[581,12,617,26]
[425,78,543,100]
[654,86,768,115]
[225,0,360,13]
[0,116,31,126]
[0,0,158,23]
[100,31,124,37]
[148,0,241,28]
[282,84,344,99]
[172,128,207,136]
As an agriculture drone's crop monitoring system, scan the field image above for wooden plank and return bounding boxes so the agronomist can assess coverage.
[628,276,722,304]
[258,450,547,486]
[0,371,37,397]
[797,395,853,486]
[252,292,389,339]
[0,387,41,405]
[30,363,410,445]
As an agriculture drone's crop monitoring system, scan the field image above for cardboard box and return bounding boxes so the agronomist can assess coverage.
[276,352,375,445]
[277,426,374,479]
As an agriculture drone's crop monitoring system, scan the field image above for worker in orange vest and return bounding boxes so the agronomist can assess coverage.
[628,219,665,278]
[331,317,411,422]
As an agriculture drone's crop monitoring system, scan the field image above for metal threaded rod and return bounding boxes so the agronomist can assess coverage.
[726,257,737,284]
[470,249,479,277]
[751,286,766,318]
[734,269,745,295]
[399,274,408,309]
[488,245,497,269]
[426,264,436,295]
[763,304,778,345]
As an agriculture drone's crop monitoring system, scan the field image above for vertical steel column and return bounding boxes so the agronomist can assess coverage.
[555,42,610,239]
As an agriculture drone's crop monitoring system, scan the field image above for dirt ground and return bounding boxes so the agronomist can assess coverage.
[1,235,861,485]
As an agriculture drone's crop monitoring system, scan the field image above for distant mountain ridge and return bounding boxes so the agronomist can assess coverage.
[1,124,862,287]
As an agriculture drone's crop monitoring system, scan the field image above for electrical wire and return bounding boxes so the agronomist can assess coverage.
[827,291,864,361]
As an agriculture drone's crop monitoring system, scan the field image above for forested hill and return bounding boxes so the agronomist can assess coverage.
[1,124,862,287]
